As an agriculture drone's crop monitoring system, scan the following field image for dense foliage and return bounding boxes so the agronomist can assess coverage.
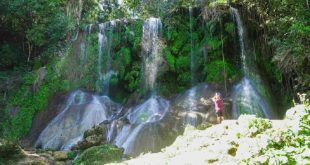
[232,0,310,96]
[0,0,75,69]
[0,65,70,139]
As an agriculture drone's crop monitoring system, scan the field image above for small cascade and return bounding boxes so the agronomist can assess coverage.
[232,78,271,118]
[113,96,170,156]
[170,83,221,125]
[230,7,275,118]
[87,24,93,34]
[81,24,93,62]
[97,21,117,95]
[184,88,198,126]
[141,17,162,94]
[35,90,120,150]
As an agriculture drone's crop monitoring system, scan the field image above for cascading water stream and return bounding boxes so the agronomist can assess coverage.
[232,78,271,118]
[35,91,119,150]
[113,96,170,156]
[141,17,162,94]
[98,21,117,95]
[106,18,172,156]
[183,6,199,126]
[230,7,248,75]
[230,7,274,118]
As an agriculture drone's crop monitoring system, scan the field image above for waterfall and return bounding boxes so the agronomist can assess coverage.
[184,88,199,126]
[230,7,248,75]
[189,6,195,85]
[35,91,119,150]
[141,17,162,94]
[98,21,117,95]
[182,7,199,126]
[230,7,274,118]
[232,78,271,118]
[113,96,170,156]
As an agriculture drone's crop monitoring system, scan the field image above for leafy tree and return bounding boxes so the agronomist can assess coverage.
[0,0,74,69]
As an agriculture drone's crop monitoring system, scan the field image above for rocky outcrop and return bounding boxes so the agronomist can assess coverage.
[0,139,74,165]
[71,123,107,151]
[107,104,309,165]
[0,139,24,163]
[73,144,123,165]
[16,150,74,165]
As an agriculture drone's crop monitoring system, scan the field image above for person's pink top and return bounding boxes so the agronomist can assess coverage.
[214,99,224,112]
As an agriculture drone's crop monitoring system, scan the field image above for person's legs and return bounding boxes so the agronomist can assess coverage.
[217,116,221,124]
[216,111,224,124]
[220,116,224,123]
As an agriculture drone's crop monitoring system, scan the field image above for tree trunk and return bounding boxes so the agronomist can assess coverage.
[27,42,32,63]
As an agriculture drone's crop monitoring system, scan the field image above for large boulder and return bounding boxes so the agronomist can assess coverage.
[73,144,123,165]
[0,139,24,163]
[71,123,107,151]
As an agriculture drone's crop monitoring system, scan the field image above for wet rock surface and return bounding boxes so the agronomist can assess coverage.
[35,90,121,150]
[22,92,69,147]
[30,83,233,157]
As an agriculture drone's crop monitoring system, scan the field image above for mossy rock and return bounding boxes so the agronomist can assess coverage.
[0,139,24,164]
[196,122,212,130]
[0,139,24,158]
[73,144,123,165]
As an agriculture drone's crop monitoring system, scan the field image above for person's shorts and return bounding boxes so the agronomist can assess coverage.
[216,110,223,117]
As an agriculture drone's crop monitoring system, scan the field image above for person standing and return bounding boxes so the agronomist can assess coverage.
[212,92,224,123]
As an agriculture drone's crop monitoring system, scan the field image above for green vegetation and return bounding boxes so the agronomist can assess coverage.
[196,122,212,130]
[232,0,310,96]
[245,95,310,164]
[204,60,237,83]
[67,151,77,160]
[0,0,75,69]
[247,117,272,137]
[1,66,70,139]
[73,144,123,165]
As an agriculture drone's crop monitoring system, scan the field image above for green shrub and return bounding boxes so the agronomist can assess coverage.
[246,98,310,164]
[248,117,272,137]
[67,151,77,160]
[204,60,238,83]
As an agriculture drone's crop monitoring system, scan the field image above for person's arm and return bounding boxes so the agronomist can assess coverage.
[211,96,216,102]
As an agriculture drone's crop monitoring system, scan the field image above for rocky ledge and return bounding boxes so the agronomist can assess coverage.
[108,104,310,165]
